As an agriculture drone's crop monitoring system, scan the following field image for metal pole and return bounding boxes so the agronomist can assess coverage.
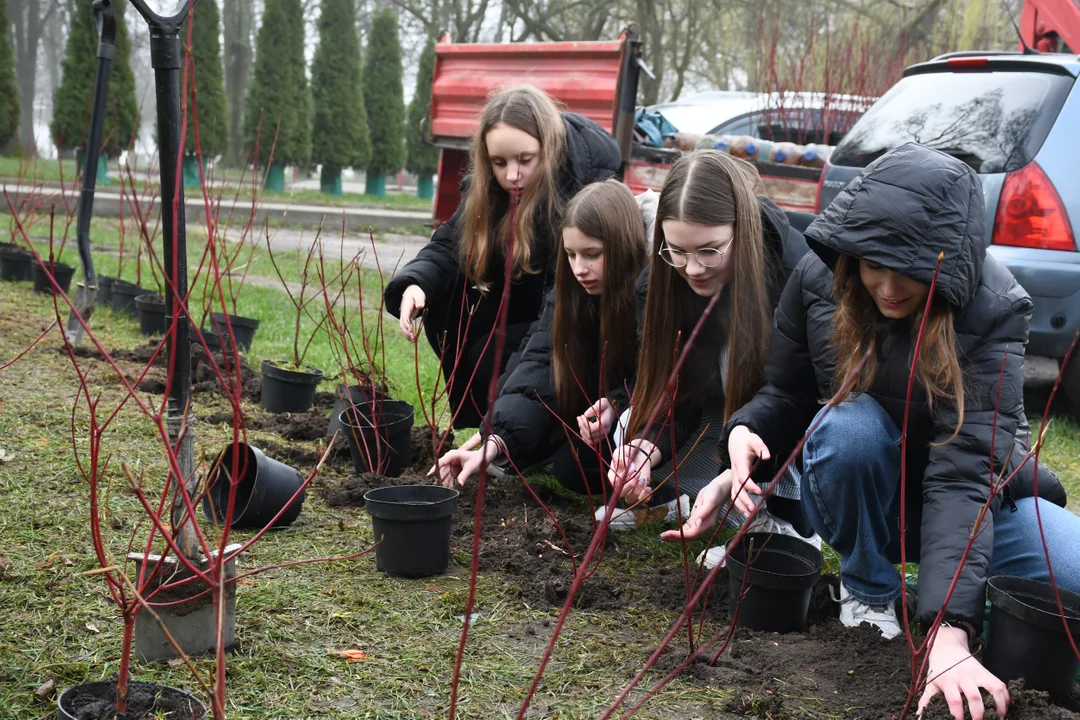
[66,0,118,344]
[128,0,198,559]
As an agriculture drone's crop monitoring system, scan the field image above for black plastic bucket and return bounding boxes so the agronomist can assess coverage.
[984,575,1080,700]
[97,275,116,306]
[364,485,459,577]
[260,360,323,413]
[202,442,306,529]
[726,532,823,633]
[111,280,153,317]
[135,295,168,336]
[209,312,259,351]
[31,261,75,295]
[0,246,31,281]
[340,400,414,477]
[326,384,386,440]
[58,680,207,720]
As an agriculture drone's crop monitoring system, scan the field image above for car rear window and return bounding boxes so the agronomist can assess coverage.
[830,69,1074,173]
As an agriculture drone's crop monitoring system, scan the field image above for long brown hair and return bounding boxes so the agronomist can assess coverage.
[631,149,773,431]
[831,253,965,443]
[459,85,567,290]
[552,180,648,418]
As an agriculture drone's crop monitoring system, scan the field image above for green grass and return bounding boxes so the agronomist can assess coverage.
[258,187,433,211]
[0,155,69,183]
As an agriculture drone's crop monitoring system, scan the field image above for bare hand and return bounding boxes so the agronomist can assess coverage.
[432,439,501,489]
[398,285,427,341]
[661,470,733,542]
[577,399,616,449]
[428,432,482,476]
[607,440,659,505]
[727,425,770,517]
[917,626,1008,720]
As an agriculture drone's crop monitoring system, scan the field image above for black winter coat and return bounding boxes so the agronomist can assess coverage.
[727,143,1066,634]
[383,113,623,331]
[632,196,810,466]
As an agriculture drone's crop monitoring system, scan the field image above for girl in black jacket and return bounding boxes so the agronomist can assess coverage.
[672,144,1080,720]
[384,85,622,429]
[604,149,814,536]
[434,180,647,493]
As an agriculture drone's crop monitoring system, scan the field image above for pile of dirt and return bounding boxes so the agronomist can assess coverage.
[203,408,330,442]
[65,341,167,367]
[190,346,261,401]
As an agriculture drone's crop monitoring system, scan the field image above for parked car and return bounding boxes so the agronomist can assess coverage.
[816,51,1080,404]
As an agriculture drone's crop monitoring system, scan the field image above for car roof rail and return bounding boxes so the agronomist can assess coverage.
[930,50,1022,61]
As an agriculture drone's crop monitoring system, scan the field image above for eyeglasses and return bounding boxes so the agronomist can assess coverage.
[658,241,731,268]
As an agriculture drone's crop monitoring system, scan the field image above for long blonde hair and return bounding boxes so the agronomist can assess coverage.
[831,253,965,443]
[459,85,567,289]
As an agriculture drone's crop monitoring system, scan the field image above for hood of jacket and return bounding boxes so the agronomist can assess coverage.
[559,112,624,195]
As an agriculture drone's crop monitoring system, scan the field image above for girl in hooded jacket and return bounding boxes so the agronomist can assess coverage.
[670,143,1080,720]
[434,180,647,495]
[603,149,816,539]
[384,85,622,430]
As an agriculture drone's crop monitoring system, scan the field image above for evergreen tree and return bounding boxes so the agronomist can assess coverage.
[243,0,311,168]
[52,0,139,156]
[362,8,405,192]
[0,0,18,153]
[310,0,369,194]
[183,0,228,159]
[405,36,439,181]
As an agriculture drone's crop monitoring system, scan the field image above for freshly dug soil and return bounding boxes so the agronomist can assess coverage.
[190,346,261,401]
[59,680,205,719]
[203,408,329,442]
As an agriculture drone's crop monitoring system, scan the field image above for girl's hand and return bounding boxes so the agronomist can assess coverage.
[661,470,732,542]
[398,285,427,341]
[917,625,1008,720]
[607,440,659,505]
[577,399,616,448]
[428,432,482,477]
[727,425,770,517]
[432,438,502,488]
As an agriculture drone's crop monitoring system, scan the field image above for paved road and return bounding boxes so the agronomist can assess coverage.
[221,224,430,273]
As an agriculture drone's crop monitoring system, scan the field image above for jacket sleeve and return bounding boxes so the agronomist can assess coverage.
[916,298,1033,635]
[726,256,823,465]
[484,292,558,468]
[384,201,465,318]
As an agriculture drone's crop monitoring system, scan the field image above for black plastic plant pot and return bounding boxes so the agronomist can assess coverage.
[0,246,32,281]
[202,442,306,529]
[209,312,259,352]
[31,261,75,295]
[326,383,387,441]
[364,485,459,577]
[96,276,116,306]
[260,360,324,413]
[58,680,207,720]
[201,328,235,355]
[726,532,823,633]
[984,575,1080,699]
[135,294,168,336]
[340,399,414,478]
[110,280,153,318]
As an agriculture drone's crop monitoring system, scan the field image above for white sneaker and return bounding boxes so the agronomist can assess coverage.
[835,583,903,639]
[695,508,823,570]
[597,495,691,531]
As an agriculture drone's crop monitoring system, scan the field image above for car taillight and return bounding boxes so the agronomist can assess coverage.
[813,161,828,213]
[992,161,1076,252]
[946,56,989,70]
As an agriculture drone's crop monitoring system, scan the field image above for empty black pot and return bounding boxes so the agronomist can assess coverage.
[984,575,1080,700]
[31,261,75,295]
[0,246,31,281]
[202,442,306,529]
[209,312,259,351]
[260,360,323,413]
[326,383,386,441]
[97,275,116,306]
[364,485,459,577]
[111,280,153,317]
[340,399,414,477]
[726,532,823,633]
[135,294,168,335]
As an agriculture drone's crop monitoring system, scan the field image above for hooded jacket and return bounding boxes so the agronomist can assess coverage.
[383,113,623,329]
[727,143,1066,633]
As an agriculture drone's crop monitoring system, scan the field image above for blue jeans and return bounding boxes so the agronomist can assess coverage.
[801,393,1080,605]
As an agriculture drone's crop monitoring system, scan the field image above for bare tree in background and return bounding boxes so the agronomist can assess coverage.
[11,0,63,154]
[223,0,256,166]
[387,0,493,43]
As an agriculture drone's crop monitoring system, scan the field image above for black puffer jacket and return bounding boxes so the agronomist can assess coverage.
[632,196,809,466]
[727,143,1066,634]
[384,113,623,322]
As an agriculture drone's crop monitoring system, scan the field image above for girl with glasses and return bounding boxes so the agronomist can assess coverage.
[384,85,622,429]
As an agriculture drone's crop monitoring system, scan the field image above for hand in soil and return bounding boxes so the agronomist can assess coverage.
[917,625,1009,720]
[428,431,483,476]
[576,399,616,448]
[607,440,659,504]
[432,438,501,488]
[727,425,769,516]
[661,469,733,542]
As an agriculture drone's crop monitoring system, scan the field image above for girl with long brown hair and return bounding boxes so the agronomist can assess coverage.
[602,149,815,535]
[670,144,1080,720]
[385,85,621,429]
[434,180,647,493]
